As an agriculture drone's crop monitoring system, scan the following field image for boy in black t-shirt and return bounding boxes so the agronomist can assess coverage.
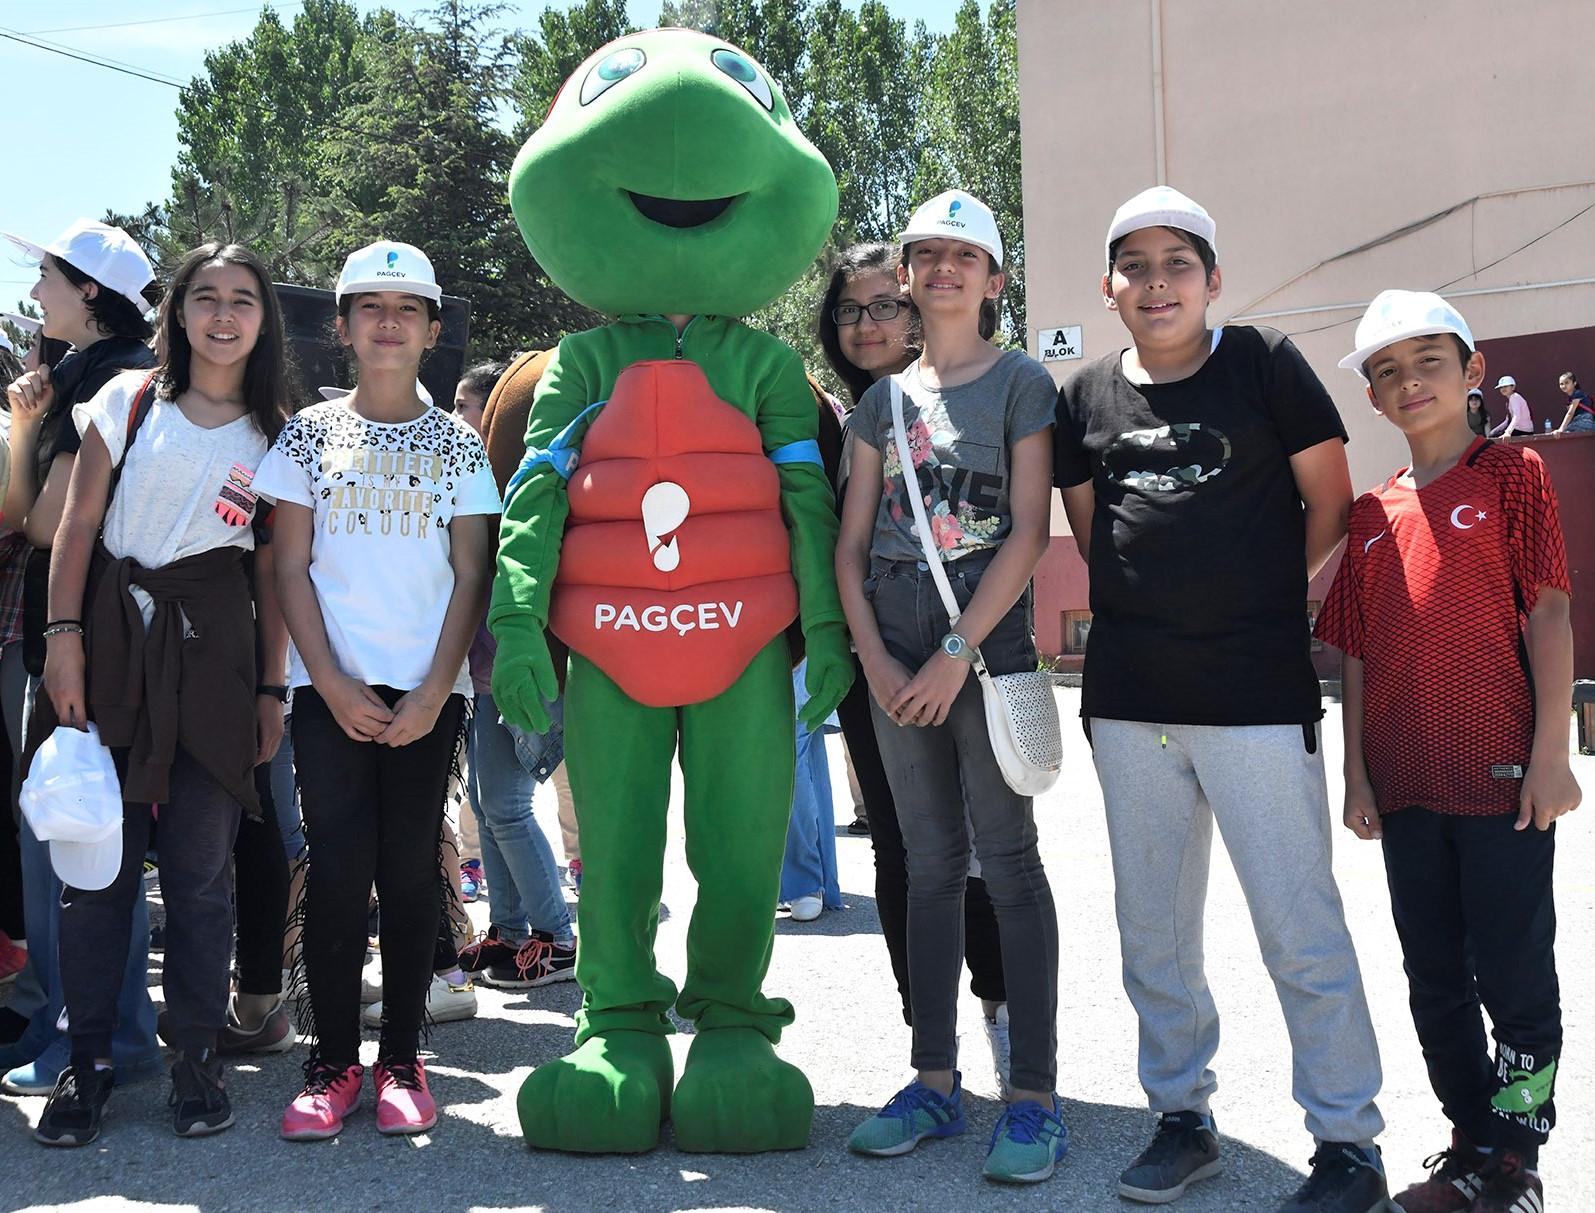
[1055,187,1387,1213]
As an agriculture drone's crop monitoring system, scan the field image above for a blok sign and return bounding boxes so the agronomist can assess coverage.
[1036,325,1083,363]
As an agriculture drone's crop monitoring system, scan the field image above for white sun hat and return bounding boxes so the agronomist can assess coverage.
[1,219,155,311]
[20,724,125,891]
[897,190,1003,267]
[1338,289,1475,381]
[335,241,442,303]
[1106,186,1218,265]
[1496,375,1517,389]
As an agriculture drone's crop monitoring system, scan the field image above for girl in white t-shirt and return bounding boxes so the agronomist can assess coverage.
[253,242,498,1141]
[34,242,291,1147]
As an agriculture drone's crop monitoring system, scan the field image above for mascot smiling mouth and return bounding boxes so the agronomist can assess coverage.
[626,191,741,228]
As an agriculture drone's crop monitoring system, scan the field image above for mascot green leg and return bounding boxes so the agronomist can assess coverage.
[671,639,813,1152]
[518,654,681,1153]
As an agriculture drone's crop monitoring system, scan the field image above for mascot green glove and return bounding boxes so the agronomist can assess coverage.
[489,28,851,1155]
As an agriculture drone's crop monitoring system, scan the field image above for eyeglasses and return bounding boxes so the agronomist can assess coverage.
[832,299,907,326]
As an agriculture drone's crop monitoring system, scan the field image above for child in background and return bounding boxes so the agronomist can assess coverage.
[1552,371,1594,434]
[1055,186,1387,1212]
[256,242,498,1140]
[1318,290,1579,1213]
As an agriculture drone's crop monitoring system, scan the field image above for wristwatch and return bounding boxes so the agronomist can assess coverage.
[940,632,979,663]
[257,684,289,702]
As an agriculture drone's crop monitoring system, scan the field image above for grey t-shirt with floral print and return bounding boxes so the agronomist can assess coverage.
[851,349,1055,564]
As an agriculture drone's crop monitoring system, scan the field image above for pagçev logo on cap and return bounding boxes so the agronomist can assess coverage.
[943,197,967,230]
[375,248,407,279]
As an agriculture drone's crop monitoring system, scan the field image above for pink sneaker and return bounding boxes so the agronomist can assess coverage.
[374,1059,437,1135]
[280,1062,363,1140]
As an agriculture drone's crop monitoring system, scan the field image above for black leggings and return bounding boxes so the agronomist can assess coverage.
[233,763,290,997]
[835,660,1007,1024]
[294,686,464,1066]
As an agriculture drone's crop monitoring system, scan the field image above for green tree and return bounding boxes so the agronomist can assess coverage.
[170,0,367,274]
[314,1,596,356]
[511,0,633,135]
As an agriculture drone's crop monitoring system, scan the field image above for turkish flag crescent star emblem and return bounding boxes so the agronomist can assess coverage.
[642,481,690,572]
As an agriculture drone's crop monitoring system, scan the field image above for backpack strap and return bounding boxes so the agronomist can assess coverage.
[103,371,160,520]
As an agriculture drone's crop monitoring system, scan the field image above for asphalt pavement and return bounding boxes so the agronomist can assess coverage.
[2,689,1591,1212]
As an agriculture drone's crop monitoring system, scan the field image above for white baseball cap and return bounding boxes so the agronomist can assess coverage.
[20,724,125,891]
[1496,375,1516,389]
[897,190,1003,267]
[335,241,442,303]
[1,219,155,311]
[1338,290,1475,380]
[318,381,434,406]
[1106,186,1218,265]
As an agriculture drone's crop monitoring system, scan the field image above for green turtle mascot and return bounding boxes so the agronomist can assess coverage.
[488,28,852,1155]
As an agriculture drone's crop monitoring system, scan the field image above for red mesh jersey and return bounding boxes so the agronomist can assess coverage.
[1316,438,1570,816]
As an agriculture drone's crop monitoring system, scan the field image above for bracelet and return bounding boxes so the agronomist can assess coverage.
[42,623,84,638]
[45,618,82,630]
[257,684,289,702]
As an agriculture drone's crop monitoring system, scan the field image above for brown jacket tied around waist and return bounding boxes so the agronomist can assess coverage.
[29,542,261,817]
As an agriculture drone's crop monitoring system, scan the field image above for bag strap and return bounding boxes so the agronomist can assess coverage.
[888,375,992,679]
[103,371,160,522]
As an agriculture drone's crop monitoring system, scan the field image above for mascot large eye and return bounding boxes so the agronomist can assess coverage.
[710,48,773,111]
[580,47,645,106]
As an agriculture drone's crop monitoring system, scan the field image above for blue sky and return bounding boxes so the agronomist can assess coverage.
[0,1,966,304]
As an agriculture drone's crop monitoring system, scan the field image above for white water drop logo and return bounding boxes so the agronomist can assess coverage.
[641,482,690,572]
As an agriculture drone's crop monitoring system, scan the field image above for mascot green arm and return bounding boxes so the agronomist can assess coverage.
[488,338,597,732]
[756,342,853,727]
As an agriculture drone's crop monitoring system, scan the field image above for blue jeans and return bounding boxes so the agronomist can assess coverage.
[467,692,571,944]
[15,817,159,1072]
[781,661,841,907]
[269,714,305,860]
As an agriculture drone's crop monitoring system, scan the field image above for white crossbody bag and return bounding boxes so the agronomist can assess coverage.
[888,375,1062,797]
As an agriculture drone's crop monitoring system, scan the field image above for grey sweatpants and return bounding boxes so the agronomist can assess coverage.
[1090,717,1384,1144]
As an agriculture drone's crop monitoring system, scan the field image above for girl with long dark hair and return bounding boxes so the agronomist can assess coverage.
[30,241,290,1146]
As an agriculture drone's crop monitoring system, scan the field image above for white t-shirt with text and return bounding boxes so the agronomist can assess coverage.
[251,399,499,694]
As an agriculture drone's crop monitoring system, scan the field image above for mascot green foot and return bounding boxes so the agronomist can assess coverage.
[518,1031,674,1154]
[671,1028,814,1153]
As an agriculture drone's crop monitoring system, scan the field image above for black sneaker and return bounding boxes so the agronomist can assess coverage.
[169,1051,234,1137]
[457,925,519,974]
[1280,1142,1393,1213]
[1119,1110,1223,1203]
[482,930,577,989]
[35,1064,114,1147]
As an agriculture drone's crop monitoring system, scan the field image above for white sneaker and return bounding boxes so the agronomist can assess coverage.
[362,973,477,1028]
[789,894,824,922]
[982,1005,1013,1100]
[360,953,383,1004]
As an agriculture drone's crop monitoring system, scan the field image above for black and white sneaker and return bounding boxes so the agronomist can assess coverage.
[482,931,577,989]
[169,1050,234,1137]
[1119,1110,1223,1203]
[35,1064,114,1147]
[1279,1142,1395,1213]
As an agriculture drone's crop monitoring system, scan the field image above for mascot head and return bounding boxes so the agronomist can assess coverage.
[509,28,837,318]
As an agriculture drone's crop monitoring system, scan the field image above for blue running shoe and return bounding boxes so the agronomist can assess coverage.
[848,1075,966,1156]
[983,1095,1069,1183]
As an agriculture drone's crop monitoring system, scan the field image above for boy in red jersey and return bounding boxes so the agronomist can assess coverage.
[1316,290,1582,1213]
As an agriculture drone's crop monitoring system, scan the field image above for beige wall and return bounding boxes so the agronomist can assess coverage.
[1017,0,1595,502]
